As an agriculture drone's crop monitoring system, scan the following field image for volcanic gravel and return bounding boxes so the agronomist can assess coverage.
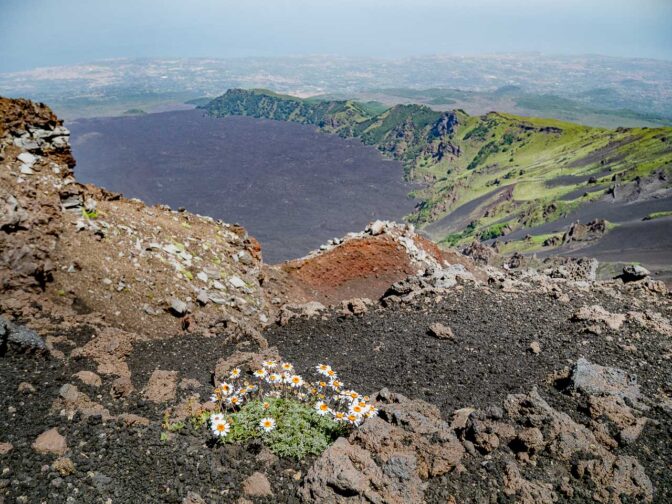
[2,283,671,502]
[265,285,671,412]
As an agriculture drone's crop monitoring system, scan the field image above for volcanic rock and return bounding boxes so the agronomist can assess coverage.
[570,358,643,407]
[73,370,102,387]
[32,428,67,456]
[571,305,626,330]
[622,264,650,282]
[242,472,273,497]
[143,370,178,403]
[428,322,454,340]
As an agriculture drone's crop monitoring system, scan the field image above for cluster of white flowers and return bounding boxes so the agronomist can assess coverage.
[312,364,378,426]
[208,360,376,438]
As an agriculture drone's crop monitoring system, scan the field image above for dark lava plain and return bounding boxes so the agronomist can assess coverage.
[68,110,415,263]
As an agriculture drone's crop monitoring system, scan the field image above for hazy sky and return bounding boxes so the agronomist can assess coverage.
[1,0,671,72]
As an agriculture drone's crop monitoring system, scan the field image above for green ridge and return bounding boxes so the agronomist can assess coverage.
[202,89,672,247]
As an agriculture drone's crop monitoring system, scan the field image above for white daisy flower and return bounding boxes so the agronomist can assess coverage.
[315,401,330,416]
[329,379,343,391]
[349,403,367,416]
[366,406,379,418]
[267,373,282,384]
[253,369,267,379]
[211,418,231,437]
[280,362,294,371]
[226,395,242,407]
[210,413,225,423]
[289,375,304,388]
[333,411,346,422]
[219,382,233,396]
[262,360,277,369]
[259,417,276,433]
[229,368,241,379]
[346,413,363,426]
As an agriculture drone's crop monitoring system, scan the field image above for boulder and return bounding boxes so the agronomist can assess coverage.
[278,302,326,326]
[301,437,422,504]
[110,376,134,398]
[0,193,29,231]
[621,264,650,283]
[569,358,643,408]
[170,298,188,316]
[143,370,179,403]
[341,298,371,316]
[52,456,76,476]
[0,316,46,353]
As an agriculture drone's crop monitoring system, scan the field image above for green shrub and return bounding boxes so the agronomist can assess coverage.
[223,397,347,459]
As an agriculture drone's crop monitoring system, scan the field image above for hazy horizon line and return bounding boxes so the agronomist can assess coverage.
[3,51,672,75]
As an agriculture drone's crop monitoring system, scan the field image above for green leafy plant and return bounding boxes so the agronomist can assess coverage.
[224,397,347,459]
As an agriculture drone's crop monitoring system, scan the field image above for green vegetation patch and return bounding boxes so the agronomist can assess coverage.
[643,210,672,221]
[222,398,346,459]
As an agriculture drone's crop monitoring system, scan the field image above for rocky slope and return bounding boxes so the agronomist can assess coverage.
[2,97,672,503]
[0,95,276,383]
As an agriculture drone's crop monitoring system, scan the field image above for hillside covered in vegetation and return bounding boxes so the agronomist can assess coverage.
[203,89,672,252]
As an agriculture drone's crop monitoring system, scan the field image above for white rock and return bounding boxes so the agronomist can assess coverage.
[196,289,209,305]
[52,136,69,148]
[17,152,37,166]
[208,292,228,304]
[368,220,387,235]
[163,244,180,255]
[229,276,246,289]
[19,164,34,175]
[170,298,188,315]
[196,271,208,282]
[213,280,225,290]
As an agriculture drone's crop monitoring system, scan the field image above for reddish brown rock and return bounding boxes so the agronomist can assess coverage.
[428,322,455,340]
[32,428,67,456]
[110,376,134,398]
[143,370,178,403]
[242,471,273,497]
[73,370,102,387]
[301,437,422,504]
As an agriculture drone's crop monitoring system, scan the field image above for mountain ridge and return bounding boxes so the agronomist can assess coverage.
[202,89,672,268]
